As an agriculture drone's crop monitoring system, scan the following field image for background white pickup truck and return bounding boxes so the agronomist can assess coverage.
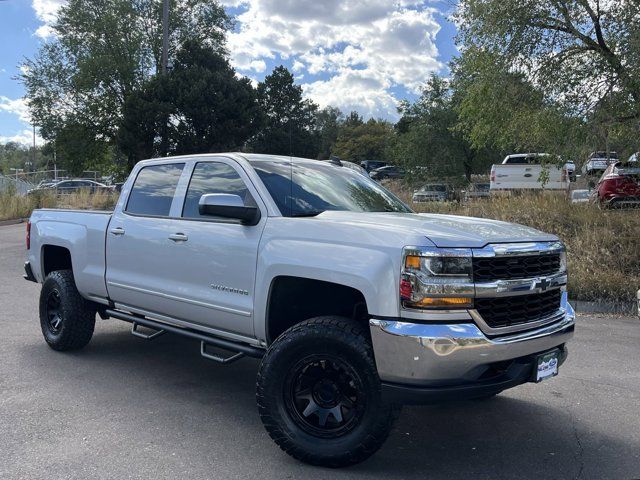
[490,153,572,192]
[24,153,575,467]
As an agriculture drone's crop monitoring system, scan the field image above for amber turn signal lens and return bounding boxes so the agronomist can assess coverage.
[414,297,473,308]
[405,255,421,269]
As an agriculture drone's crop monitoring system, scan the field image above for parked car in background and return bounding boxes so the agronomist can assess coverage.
[592,161,640,208]
[490,154,570,192]
[27,179,114,195]
[36,179,59,189]
[370,165,405,180]
[569,189,591,204]
[628,152,638,164]
[582,151,619,177]
[463,183,490,201]
[360,160,387,173]
[412,183,450,202]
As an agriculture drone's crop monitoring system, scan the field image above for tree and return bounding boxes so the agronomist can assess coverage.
[22,0,231,145]
[0,143,52,175]
[54,123,111,175]
[249,66,319,158]
[451,50,586,161]
[333,117,394,162]
[392,74,497,182]
[315,107,343,159]
[455,0,640,131]
[119,41,261,167]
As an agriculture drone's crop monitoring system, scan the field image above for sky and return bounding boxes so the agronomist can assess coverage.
[0,0,459,146]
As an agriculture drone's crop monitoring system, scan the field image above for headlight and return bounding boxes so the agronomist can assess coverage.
[401,247,474,309]
[559,248,567,272]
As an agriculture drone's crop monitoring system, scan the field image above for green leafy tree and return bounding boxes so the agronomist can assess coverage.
[315,107,343,159]
[455,0,640,142]
[393,74,497,182]
[54,123,112,175]
[333,117,394,162]
[249,66,319,158]
[119,41,261,166]
[0,143,52,174]
[451,50,585,161]
[22,0,231,154]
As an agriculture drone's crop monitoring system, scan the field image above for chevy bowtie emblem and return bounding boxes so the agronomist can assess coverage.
[533,278,550,291]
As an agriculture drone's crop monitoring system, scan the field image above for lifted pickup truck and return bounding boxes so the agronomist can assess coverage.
[24,153,575,467]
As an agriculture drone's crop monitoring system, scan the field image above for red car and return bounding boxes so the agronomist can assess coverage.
[592,162,640,208]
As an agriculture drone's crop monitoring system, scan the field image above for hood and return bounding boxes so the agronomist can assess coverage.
[316,211,558,248]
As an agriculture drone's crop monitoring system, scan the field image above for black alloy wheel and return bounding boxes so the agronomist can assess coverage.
[285,355,366,438]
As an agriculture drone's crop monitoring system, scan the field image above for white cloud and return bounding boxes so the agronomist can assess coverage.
[227,1,443,119]
[303,69,400,120]
[0,97,31,124]
[31,0,66,38]
[26,0,444,119]
[0,129,42,147]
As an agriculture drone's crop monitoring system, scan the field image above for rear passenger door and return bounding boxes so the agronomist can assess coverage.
[105,162,188,319]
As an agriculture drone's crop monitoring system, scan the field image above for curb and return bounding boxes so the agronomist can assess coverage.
[0,218,27,227]
[570,298,637,315]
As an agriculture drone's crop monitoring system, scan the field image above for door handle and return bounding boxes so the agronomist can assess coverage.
[168,233,188,242]
[110,227,125,236]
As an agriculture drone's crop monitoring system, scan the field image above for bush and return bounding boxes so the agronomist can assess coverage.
[390,181,640,305]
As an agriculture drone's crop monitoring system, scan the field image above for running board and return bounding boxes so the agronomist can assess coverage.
[200,342,245,364]
[104,309,264,360]
[131,322,166,340]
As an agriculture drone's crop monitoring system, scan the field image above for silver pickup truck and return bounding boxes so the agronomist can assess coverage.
[24,153,575,467]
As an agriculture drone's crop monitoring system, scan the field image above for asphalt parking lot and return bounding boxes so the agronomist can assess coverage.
[1,222,639,479]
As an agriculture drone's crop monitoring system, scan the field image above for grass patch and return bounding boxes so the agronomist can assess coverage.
[0,190,118,222]
[390,182,640,305]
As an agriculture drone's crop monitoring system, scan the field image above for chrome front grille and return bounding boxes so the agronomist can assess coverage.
[471,242,566,334]
[473,254,561,282]
[474,289,562,329]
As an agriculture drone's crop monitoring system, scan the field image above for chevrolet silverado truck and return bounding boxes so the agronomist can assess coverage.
[24,153,575,467]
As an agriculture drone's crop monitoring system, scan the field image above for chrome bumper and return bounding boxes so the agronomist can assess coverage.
[370,293,575,386]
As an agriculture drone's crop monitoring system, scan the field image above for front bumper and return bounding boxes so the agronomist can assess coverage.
[603,195,640,208]
[370,293,575,404]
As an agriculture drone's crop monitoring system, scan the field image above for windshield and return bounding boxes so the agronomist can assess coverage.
[252,160,412,216]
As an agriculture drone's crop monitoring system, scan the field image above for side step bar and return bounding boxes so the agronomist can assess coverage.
[104,309,265,361]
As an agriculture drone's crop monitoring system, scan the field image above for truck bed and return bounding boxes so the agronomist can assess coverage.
[27,209,112,303]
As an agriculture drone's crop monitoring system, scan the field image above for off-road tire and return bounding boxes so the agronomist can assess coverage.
[256,316,399,467]
[39,270,96,351]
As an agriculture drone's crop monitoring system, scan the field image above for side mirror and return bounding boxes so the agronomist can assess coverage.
[198,193,261,225]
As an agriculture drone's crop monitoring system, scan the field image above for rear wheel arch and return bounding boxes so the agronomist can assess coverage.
[41,244,73,278]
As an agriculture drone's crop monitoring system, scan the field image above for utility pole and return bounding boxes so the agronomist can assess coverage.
[159,0,170,156]
[161,0,169,75]
[32,125,36,169]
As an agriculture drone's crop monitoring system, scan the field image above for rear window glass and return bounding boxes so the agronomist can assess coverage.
[126,163,184,216]
[504,157,530,164]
